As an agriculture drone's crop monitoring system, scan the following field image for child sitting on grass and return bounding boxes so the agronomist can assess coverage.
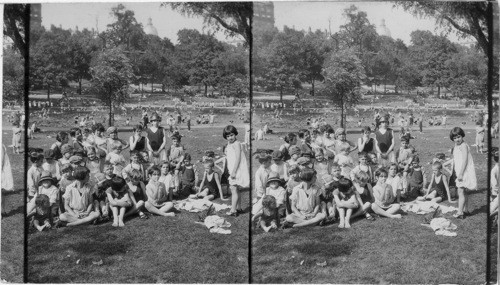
[352,171,376,221]
[59,144,73,166]
[145,166,175,217]
[37,171,59,219]
[253,152,272,202]
[32,194,53,232]
[285,165,301,214]
[86,146,103,185]
[284,168,326,228]
[350,152,373,184]
[256,195,280,232]
[418,161,452,203]
[252,172,286,223]
[334,143,355,178]
[286,145,301,167]
[59,166,100,226]
[314,148,332,189]
[106,176,132,227]
[319,174,338,225]
[92,173,110,223]
[125,169,147,220]
[371,168,402,219]
[191,159,225,200]
[386,163,404,203]
[122,150,145,182]
[159,161,176,198]
[333,177,367,228]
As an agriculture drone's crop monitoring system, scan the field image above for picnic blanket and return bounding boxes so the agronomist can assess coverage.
[204,215,232,235]
[421,217,458,237]
[174,198,231,213]
[401,201,457,215]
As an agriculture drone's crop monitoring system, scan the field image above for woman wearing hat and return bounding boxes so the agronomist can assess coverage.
[374,115,395,168]
[146,113,168,163]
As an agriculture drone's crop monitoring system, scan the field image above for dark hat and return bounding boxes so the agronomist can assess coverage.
[379,116,389,123]
[38,171,54,185]
[69,155,83,164]
[266,171,282,186]
[271,150,284,161]
[150,113,161,122]
[296,157,311,165]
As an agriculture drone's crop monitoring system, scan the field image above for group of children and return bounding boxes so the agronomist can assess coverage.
[252,118,479,231]
[27,111,250,231]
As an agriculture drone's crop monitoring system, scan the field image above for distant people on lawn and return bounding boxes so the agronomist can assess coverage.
[26,113,248,232]
[252,121,477,232]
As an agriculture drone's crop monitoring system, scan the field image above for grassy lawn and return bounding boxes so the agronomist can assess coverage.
[1,118,25,283]
[251,107,493,284]
[27,121,250,283]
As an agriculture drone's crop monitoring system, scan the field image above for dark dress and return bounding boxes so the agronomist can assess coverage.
[146,127,165,152]
[201,172,220,198]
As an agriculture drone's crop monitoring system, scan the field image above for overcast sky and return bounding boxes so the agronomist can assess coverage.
[41,2,473,45]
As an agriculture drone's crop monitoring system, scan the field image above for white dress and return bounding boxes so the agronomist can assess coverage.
[2,145,14,191]
[225,140,249,188]
[452,143,477,190]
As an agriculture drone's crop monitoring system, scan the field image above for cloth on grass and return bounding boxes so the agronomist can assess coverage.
[401,201,457,215]
[175,198,231,213]
[204,215,231,234]
[429,217,457,237]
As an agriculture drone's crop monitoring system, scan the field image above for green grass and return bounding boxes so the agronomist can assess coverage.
[251,109,492,284]
[1,120,25,283]
[27,123,250,283]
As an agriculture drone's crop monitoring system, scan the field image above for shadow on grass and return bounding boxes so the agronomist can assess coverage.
[2,205,24,218]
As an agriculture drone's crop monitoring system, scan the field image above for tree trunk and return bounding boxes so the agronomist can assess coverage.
[109,100,113,127]
[151,82,153,94]
[162,83,165,93]
[47,85,51,102]
[78,77,82,95]
[204,84,208,97]
[437,85,441,97]
[280,86,283,103]
[311,78,315,97]
[340,99,345,128]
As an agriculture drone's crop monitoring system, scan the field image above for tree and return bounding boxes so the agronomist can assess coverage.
[104,4,145,51]
[407,30,457,96]
[3,46,24,103]
[320,49,366,128]
[397,2,492,57]
[30,25,72,100]
[299,29,329,96]
[67,28,100,94]
[90,49,134,126]
[3,4,28,61]
[167,2,252,46]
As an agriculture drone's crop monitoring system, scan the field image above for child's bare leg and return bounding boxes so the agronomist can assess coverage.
[101,201,109,217]
[327,202,336,220]
[124,200,145,218]
[118,207,126,226]
[337,207,346,228]
[110,206,119,226]
[490,196,498,216]
[350,204,367,219]
[456,187,465,215]
[385,204,402,217]
[372,203,401,218]
[145,201,168,216]
[66,211,100,226]
[159,202,175,216]
[430,197,443,203]
[293,212,326,228]
[464,189,470,213]
[229,185,239,213]
[344,208,353,228]
[202,195,215,201]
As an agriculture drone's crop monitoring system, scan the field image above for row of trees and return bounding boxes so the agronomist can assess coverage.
[253,5,488,103]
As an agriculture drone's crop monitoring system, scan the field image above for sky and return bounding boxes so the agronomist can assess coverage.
[274,2,472,45]
[41,2,473,46]
[41,3,235,44]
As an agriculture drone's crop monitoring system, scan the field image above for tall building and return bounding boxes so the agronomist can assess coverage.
[31,4,42,28]
[253,2,275,32]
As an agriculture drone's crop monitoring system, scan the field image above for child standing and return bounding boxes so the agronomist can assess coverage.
[59,144,73,166]
[86,146,104,184]
[270,150,288,182]
[224,125,249,216]
[253,153,272,202]
[12,121,22,154]
[42,149,61,181]
[27,152,43,199]
[396,135,415,170]
[475,121,485,153]
[168,133,185,164]
[350,152,373,184]
[144,166,175,217]
[418,161,452,203]
[371,168,402,219]
[313,148,332,189]
[450,127,477,219]
[59,166,100,226]
[403,155,427,200]
[176,154,199,199]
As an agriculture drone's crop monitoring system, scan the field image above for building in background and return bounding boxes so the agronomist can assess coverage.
[253,2,275,32]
